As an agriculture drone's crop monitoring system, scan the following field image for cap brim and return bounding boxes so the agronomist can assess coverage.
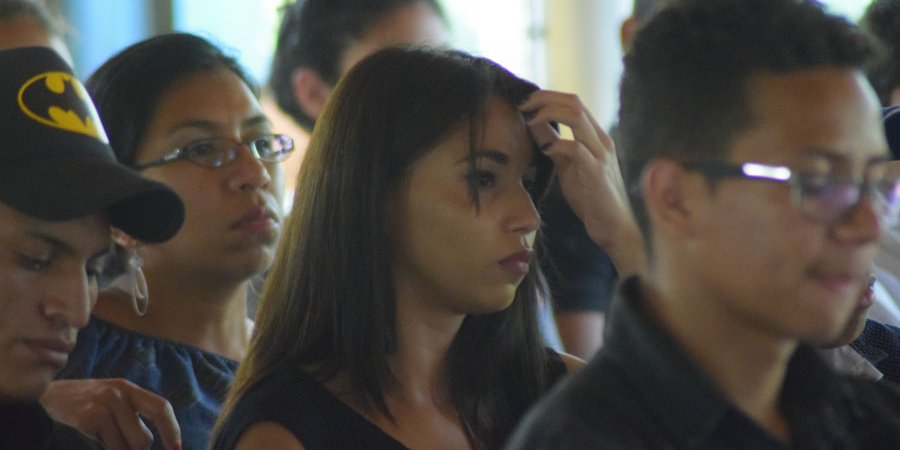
[884,106,900,161]
[0,154,184,243]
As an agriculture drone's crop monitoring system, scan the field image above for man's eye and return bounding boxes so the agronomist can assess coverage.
[18,254,49,272]
[798,173,833,195]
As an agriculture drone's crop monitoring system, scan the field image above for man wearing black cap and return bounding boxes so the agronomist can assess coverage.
[0,46,184,449]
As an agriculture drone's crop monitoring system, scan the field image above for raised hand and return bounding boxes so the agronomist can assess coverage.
[520,90,644,274]
[41,378,182,450]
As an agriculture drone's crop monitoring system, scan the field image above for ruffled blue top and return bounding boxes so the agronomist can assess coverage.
[57,317,238,450]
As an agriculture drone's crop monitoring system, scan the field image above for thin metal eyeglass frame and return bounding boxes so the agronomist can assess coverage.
[132,134,294,171]
[681,160,900,226]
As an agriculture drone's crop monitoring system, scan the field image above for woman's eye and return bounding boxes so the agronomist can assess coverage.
[468,170,497,189]
[188,141,217,157]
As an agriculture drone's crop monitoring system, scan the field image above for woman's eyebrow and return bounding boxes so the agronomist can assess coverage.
[456,149,510,165]
[168,119,218,136]
[243,114,271,129]
[167,115,272,136]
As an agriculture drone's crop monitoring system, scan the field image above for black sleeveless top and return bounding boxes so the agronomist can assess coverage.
[210,350,567,450]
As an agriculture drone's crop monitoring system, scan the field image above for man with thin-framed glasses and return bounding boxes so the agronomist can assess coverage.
[507,0,900,448]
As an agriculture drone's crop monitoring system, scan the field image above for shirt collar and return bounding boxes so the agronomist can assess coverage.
[602,275,733,446]
[603,275,862,447]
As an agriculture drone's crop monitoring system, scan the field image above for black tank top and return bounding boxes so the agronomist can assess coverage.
[210,350,566,450]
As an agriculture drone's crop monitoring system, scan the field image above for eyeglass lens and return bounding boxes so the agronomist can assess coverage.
[799,177,900,226]
[185,136,292,168]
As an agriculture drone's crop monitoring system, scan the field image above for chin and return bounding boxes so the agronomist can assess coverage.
[462,292,515,316]
[0,375,52,403]
[233,246,277,273]
[797,317,856,347]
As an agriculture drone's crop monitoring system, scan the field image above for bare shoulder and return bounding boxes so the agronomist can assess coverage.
[234,422,305,450]
[558,351,586,374]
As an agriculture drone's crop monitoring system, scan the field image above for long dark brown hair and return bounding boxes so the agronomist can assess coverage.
[216,46,556,449]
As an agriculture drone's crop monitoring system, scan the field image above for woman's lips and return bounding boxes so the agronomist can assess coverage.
[232,207,277,233]
[499,249,533,276]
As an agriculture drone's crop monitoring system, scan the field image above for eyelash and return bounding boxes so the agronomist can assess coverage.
[467,169,540,194]
[18,254,50,272]
[468,170,497,189]
[17,254,105,285]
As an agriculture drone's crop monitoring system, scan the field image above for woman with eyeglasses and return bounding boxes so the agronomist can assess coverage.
[39,33,293,450]
[208,46,643,450]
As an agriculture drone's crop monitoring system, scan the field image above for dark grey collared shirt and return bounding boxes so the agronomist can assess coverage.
[505,276,900,449]
[0,401,104,450]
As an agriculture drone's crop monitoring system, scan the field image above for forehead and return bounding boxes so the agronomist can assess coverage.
[0,201,110,254]
[435,97,534,161]
[480,97,533,153]
[148,68,262,130]
[731,69,887,163]
[339,3,450,76]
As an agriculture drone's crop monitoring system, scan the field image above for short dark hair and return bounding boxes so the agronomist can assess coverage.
[85,32,258,167]
[632,0,667,24]
[218,46,556,449]
[269,0,446,131]
[618,0,871,249]
[861,0,900,106]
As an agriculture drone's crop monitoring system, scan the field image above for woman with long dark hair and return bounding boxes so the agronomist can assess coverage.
[41,33,294,450]
[211,46,640,450]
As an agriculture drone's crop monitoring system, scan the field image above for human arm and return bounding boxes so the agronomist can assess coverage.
[41,378,181,450]
[233,422,306,450]
[555,311,605,359]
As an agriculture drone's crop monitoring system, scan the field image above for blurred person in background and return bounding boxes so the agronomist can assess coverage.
[0,0,71,63]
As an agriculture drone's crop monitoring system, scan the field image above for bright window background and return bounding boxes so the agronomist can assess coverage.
[823,0,871,20]
[61,0,874,126]
[172,0,283,86]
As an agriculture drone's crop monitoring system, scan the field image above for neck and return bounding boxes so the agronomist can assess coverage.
[644,268,795,442]
[387,292,465,408]
[93,267,252,361]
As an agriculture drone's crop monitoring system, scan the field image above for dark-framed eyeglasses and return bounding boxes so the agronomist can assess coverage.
[133,134,295,170]
[682,160,900,227]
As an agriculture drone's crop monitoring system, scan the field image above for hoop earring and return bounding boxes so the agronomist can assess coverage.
[108,248,149,315]
[128,251,149,316]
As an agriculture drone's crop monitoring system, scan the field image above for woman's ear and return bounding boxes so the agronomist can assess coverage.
[111,227,142,249]
[291,68,332,120]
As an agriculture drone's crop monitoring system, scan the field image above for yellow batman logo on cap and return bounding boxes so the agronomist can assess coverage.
[17,71,109,142]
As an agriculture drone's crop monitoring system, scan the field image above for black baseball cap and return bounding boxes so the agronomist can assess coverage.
[0,47,183,243]
[883,105,900,161]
